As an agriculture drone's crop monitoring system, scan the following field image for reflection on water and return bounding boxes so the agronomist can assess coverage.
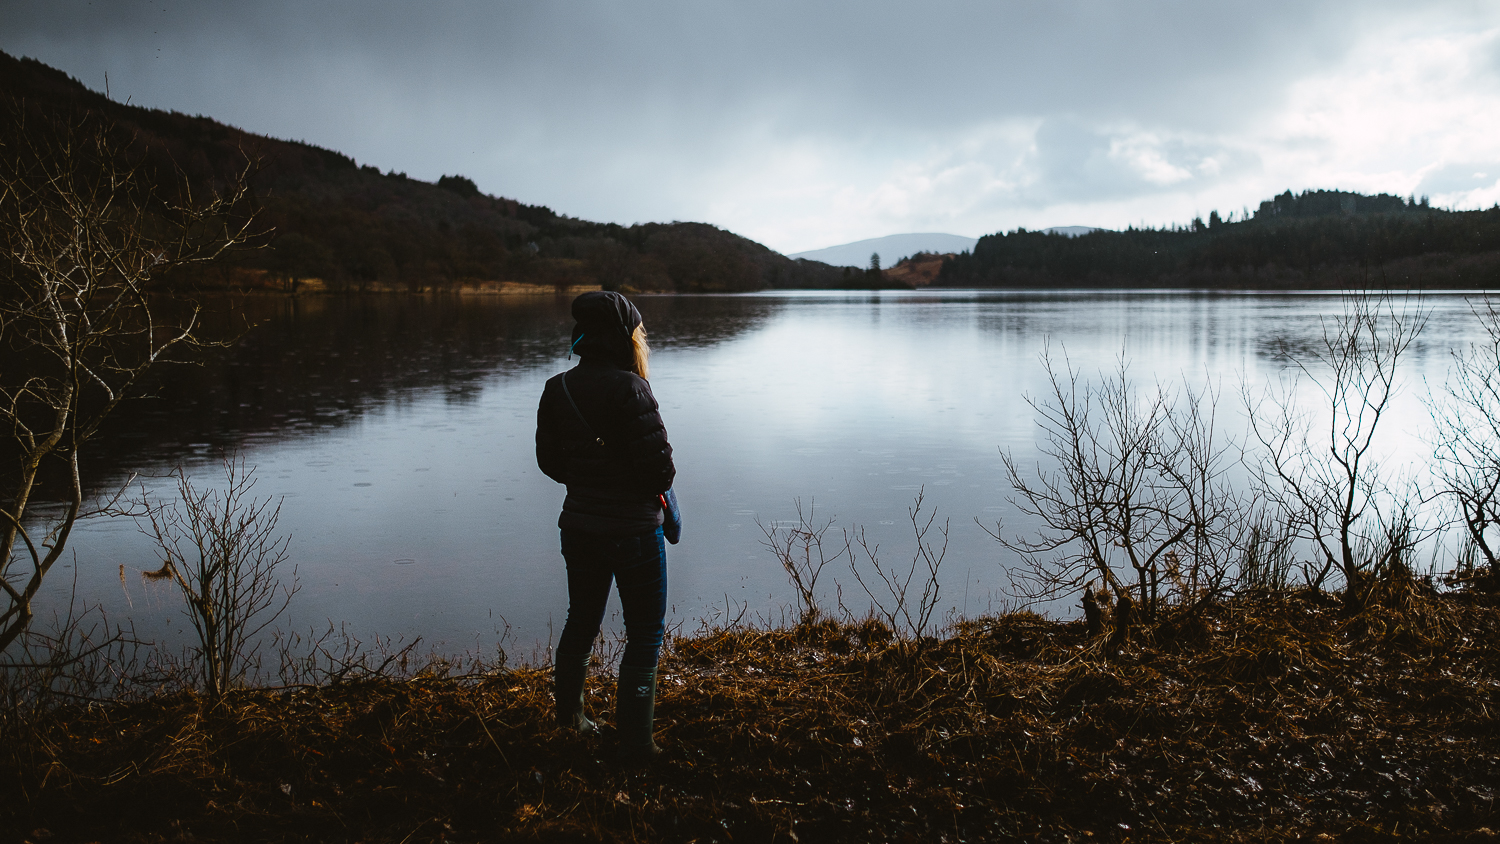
[35,290,1487,655]
[91,296,574,472]
[84,295,787,476]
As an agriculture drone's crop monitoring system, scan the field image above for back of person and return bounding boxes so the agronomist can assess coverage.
[535,290,676,764]
[537,349,673,534]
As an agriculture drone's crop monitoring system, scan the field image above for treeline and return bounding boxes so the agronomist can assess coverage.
[0,51,856,294]
[940,189,1500,289]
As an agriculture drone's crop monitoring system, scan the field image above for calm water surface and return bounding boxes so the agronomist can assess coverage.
[35,290,1484,655]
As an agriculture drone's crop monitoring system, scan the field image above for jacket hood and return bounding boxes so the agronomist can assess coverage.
[569,291,641,364]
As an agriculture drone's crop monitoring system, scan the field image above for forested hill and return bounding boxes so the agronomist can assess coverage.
[0,51,849,293]
[939,190,1500,289]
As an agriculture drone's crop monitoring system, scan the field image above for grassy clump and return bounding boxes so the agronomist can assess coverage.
[3,588,1499,843]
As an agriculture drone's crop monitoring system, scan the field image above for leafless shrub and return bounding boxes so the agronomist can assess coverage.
[1245,293,1429,597]
[138,456,297,700]
[758,499,841,623]
[0,101,262,655]
[0,573,144,796]
[846,488,949,639]
[988,347,1249,618]
[758,491,949,639]
[1429,296,1500,589]
[0,574,142,717]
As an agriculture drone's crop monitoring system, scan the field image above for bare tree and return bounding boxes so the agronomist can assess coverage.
[1244,293,1428,595]
[1429,297,1500,590]
[139,456,296,699]
[989,347,1247,617]
[0,102,260,654]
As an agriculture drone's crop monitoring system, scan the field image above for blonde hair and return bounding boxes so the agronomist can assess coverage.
[631,324,650,379]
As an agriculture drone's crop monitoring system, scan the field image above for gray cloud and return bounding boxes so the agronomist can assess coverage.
[0,1,1396,137]
[1017,118,1261,205]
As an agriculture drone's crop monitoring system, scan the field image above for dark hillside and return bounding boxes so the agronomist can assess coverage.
[0,51,848,293]
[940,189,1500,289]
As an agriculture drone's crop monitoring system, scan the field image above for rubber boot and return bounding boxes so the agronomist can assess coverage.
[552,651,597,735]
[615,664,662,763]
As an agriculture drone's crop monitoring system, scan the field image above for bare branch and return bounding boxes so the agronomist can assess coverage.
[137,455,298,699]
[1244,292,1430,598]
[990,344,1249,618]
[0,99,264,655]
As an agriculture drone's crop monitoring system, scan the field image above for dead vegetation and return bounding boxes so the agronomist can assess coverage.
[3,582,1497,843]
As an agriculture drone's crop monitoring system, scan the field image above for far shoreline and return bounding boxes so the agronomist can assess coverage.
[179,281,1498,299]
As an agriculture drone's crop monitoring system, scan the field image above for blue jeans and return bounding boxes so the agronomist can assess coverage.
[556,527,667,669]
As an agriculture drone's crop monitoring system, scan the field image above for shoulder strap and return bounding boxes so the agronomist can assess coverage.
[559,371,605,447]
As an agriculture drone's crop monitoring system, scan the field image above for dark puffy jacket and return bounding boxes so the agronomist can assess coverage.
[536,292,674,535]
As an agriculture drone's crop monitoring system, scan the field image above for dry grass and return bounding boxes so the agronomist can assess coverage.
[4,587,1499,843]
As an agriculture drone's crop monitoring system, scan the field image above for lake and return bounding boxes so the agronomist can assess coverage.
[31,289,1488,658]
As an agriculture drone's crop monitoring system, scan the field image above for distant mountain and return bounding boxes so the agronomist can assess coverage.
[0,51,847,293]
[790,233,979,268]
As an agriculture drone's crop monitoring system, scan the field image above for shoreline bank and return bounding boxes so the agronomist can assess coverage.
[5,589,1497,843]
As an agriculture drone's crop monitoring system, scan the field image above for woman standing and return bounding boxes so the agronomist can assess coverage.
[536,291,675,762]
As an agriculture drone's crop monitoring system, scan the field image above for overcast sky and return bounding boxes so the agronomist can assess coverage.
[4,1,1499,254]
